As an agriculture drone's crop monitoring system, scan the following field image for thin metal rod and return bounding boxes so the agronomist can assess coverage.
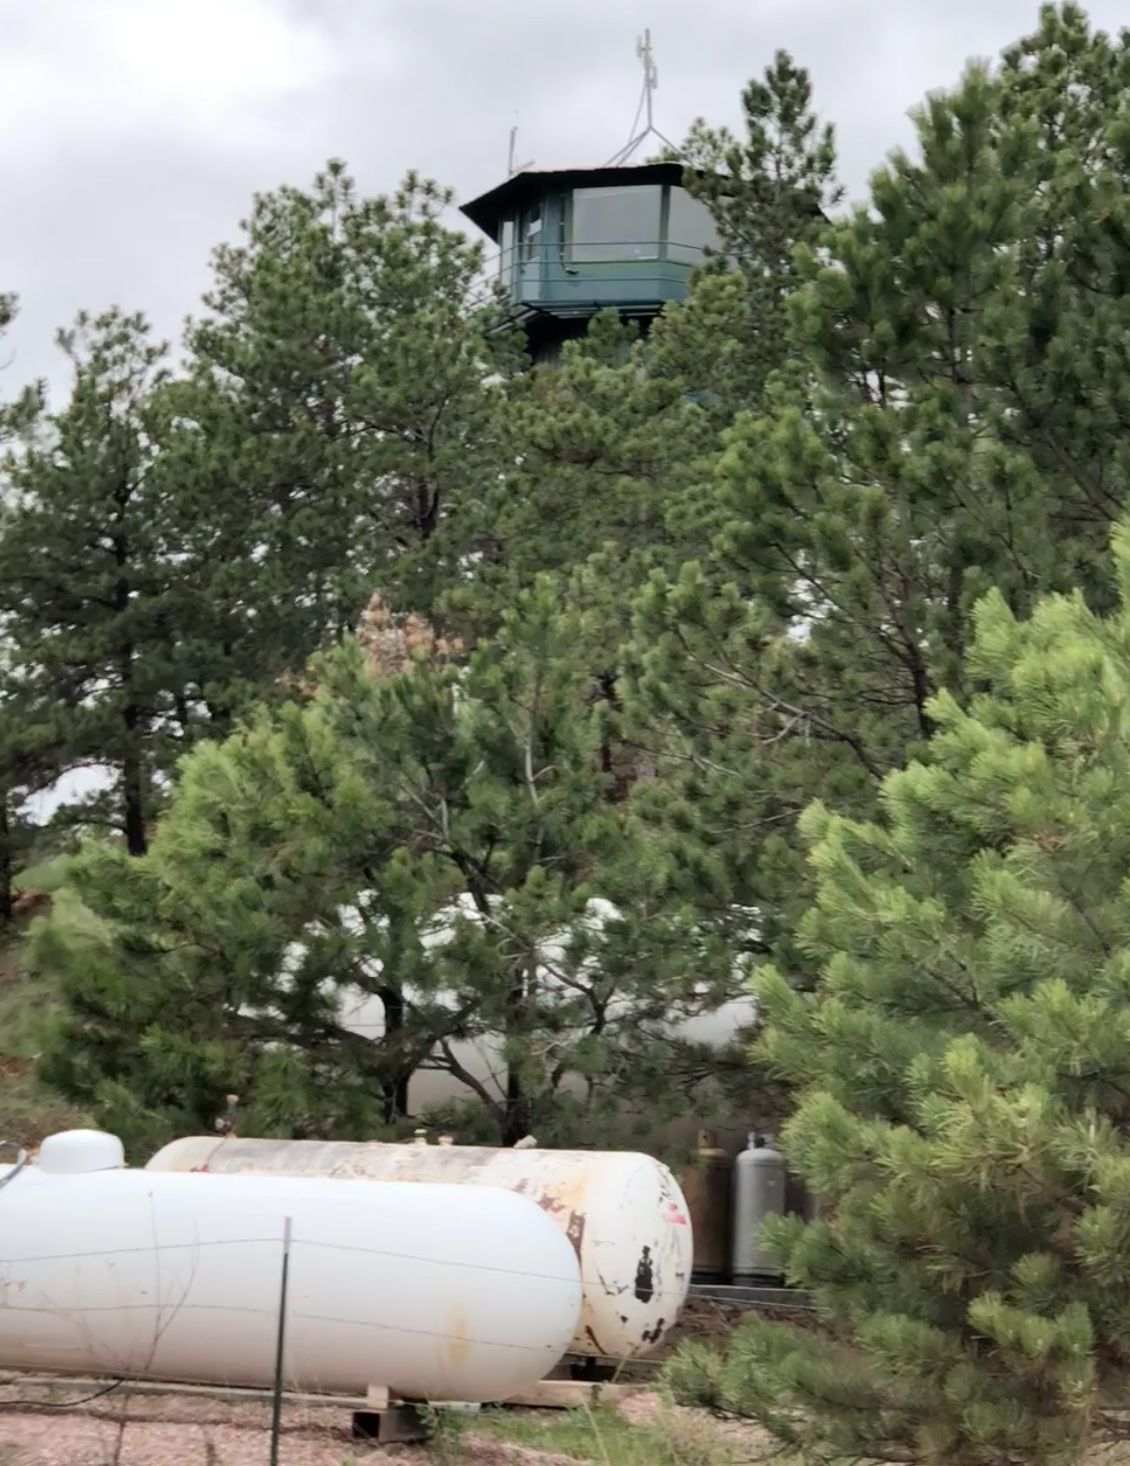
[0,1141,28,1192]
[606,126,684,166]
[268,1216,292,1466]
[605,28,683,167]
[641,28,654,130]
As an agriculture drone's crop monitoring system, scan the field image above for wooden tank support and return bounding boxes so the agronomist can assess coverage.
[350,1403,429,1443]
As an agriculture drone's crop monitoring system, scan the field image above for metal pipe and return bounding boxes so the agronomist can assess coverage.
[268,1217,292,1466]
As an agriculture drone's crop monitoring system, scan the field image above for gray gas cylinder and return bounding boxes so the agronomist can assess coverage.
[731,1132,786,1283]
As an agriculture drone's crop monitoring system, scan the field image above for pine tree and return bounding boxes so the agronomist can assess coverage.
[0,670,67,925]
[0,291,36,921]
[434,311,715,644]
[33,582,738,1154]
[164,161,512,707]
[669,522,1130,1464]
[0,310,196,857]
[669,48,841,418]
[630,6,1130,975]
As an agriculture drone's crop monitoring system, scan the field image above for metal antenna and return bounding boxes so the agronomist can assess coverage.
[640,29,657,132]
[508,123,534,177]
[605,28,682,166]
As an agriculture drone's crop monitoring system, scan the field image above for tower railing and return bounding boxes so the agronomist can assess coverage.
[466,239,727,315]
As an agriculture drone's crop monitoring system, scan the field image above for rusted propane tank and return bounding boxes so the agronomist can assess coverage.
[2,1129,581,1402]
[679,1128,732,1281]
[147,1134,693,1361]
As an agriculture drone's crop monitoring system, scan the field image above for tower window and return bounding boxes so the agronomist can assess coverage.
[521,207,543,263]
[570,185,661,262]
[667,187,722,264]
[499,218,516,277]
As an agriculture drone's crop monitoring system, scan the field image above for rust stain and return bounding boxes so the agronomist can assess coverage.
[548,1172,590,1216]
[533,1196,587,1263]
[563,1209,586,1263]
[446,1309,472,1366]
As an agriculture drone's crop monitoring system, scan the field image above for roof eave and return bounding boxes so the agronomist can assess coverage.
[459,161,689,241]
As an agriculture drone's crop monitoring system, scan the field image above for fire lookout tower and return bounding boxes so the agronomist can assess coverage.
[460,31,721,361]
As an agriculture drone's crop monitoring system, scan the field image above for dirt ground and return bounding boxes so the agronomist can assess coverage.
[640,1294,818,1363]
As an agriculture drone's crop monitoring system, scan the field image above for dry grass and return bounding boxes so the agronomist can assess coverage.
[470,1397,766,1465]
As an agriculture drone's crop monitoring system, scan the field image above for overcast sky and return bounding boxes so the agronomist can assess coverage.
[2,0,1126,398]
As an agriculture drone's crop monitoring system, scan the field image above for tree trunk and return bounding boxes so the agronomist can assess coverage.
[121,706,147,857]
[502,1064,532,1147]
[113,527,147,857]
[379,984,410,1124]
[502,974,534,1146]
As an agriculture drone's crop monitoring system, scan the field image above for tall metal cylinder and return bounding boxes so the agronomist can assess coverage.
[679,1128,731,1281]
[731,1132,786,1284]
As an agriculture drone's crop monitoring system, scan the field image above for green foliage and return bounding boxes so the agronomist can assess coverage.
[629,5,1130,981]
[33,582,740,1154]
[0,311,191,857]
[0,294,60,924]
[474,1403,741,1466]
[672,523,1130,1463]
[0,928,90,1147]
[676,47,841,416]
[434,311,714,645]
[0,163,507,906]
[168,161,512,679]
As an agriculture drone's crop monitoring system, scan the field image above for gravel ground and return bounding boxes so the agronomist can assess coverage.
[0,1384,399,1466]
[0,1382,661,1466]
[0,1374,773,1465]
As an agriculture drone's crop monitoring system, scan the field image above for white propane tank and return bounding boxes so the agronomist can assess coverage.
[146,1135,693,1360]
[0,1132,581,1402]
[732,1132,786,1284]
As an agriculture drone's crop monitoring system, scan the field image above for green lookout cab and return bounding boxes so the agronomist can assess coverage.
[460,160,720,361]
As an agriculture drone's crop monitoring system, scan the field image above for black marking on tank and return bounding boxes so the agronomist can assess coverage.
[584,1325,605,1354]
[634,1246,655,1304]
[640,1316,666,1345]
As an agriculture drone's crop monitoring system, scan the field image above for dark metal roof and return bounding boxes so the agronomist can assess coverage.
[459,161,686,242]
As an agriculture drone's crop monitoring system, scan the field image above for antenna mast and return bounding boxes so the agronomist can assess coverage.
[508,123,534,177]
[605,28,682,167]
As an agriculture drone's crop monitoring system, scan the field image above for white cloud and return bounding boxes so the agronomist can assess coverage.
[112,1,336,120]
[0,1,338,139]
